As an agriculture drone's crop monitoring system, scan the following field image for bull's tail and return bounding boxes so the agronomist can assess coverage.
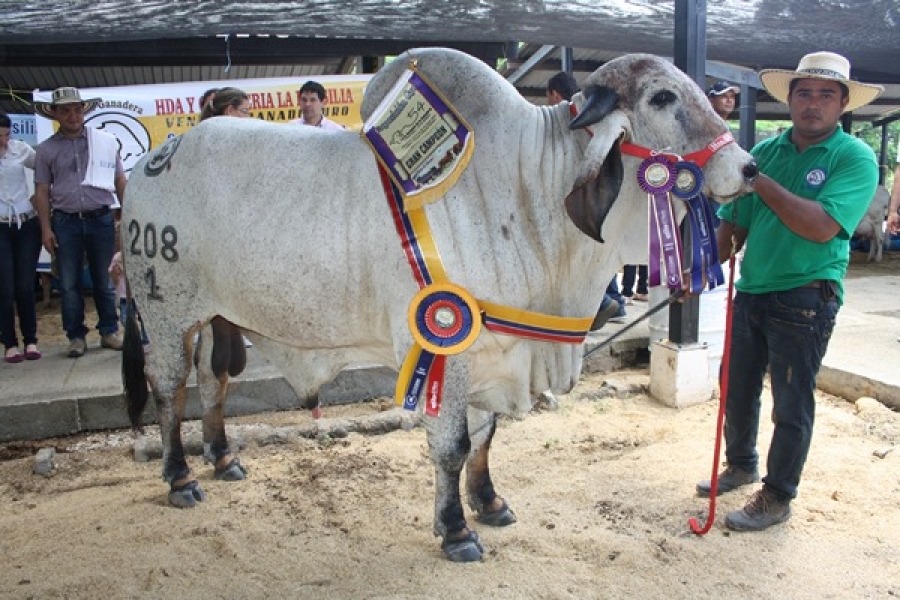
[122,296,149,432]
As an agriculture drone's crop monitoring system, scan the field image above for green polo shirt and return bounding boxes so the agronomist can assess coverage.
[718,126,877,304]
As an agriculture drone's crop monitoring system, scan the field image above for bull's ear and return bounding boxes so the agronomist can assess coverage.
[569,85,619,130]
[564,141,623,243]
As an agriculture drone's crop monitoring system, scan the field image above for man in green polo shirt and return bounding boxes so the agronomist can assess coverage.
[695,52,882,531]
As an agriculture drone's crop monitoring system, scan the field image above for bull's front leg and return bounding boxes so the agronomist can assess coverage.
[465,407,517,527]
[425,359,484,562]
[873,228,885,262]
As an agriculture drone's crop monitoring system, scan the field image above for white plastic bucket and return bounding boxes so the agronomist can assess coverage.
[648,259,739,381]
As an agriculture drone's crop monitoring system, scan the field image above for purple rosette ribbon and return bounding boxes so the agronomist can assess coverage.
[641,157,682,290]
[637,155,677,195]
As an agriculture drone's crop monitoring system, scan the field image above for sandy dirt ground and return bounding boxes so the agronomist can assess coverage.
[0,253,897,599]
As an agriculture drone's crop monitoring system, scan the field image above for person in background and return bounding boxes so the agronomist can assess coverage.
[889,140,900,342]
[545,71,626,330]
[545,71,579,106]
[0,111,42,363]
[696,52,882,531]
[33,87,127,358]
[888,137,900,236]
[621,265,649,303]
[195,86,253,351]
[290,81,345,130]
[707,80,740,120]
[197,87,217,116]
[199,87,251,121]
[109,221,148,348]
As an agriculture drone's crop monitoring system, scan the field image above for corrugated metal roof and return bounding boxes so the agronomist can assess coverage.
[2,1,900,124]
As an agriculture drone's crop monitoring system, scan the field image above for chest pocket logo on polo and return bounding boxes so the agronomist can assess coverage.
[805,167,828,189]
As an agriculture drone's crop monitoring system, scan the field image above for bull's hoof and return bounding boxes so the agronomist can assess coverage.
[441,531,484,562]
[214,457,248,481]
[475,499,517,527]
[168,480,206,508]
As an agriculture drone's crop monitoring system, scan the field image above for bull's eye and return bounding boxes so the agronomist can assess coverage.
[649,90,677,108]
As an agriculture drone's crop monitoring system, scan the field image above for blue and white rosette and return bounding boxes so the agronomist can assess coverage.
[672,161,723,293]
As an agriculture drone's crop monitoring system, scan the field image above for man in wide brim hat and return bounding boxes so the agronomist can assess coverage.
[758,51,883,112]
[697,51,883,535]
[33,87,102,119]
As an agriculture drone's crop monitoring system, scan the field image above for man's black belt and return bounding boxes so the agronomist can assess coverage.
[800,279,837,299]
[801,279,832,289]
[58,206,110,219]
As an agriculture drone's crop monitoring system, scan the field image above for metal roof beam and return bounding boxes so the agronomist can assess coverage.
[505,45,555,85]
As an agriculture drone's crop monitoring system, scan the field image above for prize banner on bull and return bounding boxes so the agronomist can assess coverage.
[34,74,371,177]
[362,64,474,211]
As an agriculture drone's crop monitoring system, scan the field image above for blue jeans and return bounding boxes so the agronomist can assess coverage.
[52,210,119,340]
[605,277,625,306]
[0,217,43,349]
[723,286,838,501]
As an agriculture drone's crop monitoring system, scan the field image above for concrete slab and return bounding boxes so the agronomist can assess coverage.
[818,297,900,410]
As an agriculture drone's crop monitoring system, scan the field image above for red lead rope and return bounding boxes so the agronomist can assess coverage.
[688,252,736,535]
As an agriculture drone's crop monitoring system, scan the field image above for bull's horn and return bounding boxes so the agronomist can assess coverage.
[569,85,619,130]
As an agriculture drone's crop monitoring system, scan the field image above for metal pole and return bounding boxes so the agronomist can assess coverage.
[671,0,707,345]
[561,47,574,75]
[738,83,757,151]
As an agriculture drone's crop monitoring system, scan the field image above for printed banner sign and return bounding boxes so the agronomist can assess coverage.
[362,65,474,211]
[33,74,371,176]
[8,114,37,145]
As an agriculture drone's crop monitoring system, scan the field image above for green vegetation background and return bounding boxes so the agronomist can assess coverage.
[751,120,900,190]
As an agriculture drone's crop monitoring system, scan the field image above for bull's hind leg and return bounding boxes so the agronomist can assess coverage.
[425,360,484,562]
[465,407,517,527]
[146,327,205,507]
[196,318,247,481]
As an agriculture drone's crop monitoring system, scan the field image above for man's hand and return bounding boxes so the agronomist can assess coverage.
[42,229,57,255]
[888,211,900,235]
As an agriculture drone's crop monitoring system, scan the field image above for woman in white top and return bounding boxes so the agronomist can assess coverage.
[0,111,42,362]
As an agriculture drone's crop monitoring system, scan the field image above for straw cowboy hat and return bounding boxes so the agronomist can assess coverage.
[33,87,102,119]
[759,51,883,113]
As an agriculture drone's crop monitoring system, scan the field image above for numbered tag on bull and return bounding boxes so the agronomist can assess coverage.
[397,283,481,415]
[128,219,180,302]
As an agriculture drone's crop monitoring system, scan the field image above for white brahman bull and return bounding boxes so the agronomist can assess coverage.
[123,48,755,562]
[853,185,889,261]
